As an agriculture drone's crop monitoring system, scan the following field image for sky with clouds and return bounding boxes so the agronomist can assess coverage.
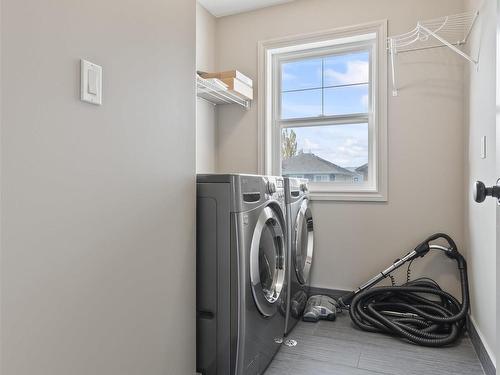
[281,51,369,168]
[283,124,368,168]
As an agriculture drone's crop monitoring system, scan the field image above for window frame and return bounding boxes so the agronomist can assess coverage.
[258,21,388,201]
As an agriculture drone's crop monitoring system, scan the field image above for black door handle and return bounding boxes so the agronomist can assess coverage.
[473,181,500,203]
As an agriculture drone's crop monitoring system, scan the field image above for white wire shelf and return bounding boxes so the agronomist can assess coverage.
[387,10,480,96]
[196,75,250,109]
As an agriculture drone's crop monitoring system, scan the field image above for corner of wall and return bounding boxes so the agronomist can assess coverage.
[196,1,218,174]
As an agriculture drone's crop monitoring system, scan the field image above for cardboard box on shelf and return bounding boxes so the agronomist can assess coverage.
[221,78,253,100]
[200,70,253,88]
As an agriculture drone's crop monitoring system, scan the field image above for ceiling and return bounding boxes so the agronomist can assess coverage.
[198,0,295,17]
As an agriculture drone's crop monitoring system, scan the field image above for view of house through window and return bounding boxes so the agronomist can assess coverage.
[280,50,371,185]
[281,124,368,184]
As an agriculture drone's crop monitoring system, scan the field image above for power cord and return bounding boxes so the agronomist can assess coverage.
[406,259,414,283]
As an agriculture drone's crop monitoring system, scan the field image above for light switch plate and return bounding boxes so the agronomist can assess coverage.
[480,135,486,159]
[80,59,102,105]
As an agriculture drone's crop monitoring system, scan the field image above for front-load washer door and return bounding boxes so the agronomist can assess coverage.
[249,205,286,317]
[294,199,314,285]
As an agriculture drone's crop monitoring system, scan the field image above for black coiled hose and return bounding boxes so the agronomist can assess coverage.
[348,234,470,347]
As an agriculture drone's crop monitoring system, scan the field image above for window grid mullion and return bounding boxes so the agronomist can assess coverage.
[279,113,370,129]
[281,81,370,94]
[321,58,325,117]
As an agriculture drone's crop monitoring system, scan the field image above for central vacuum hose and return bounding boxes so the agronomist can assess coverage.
[348,234,470,347]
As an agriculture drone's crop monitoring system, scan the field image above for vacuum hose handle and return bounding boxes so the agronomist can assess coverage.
[421,233,457,253]
[339,233,461,307]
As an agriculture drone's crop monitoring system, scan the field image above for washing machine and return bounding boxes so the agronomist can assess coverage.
[284,177,314,335]
[196,174,288,375]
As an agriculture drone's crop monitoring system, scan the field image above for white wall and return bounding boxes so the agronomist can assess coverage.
[1,1,196,374]
[497,3,500,365]
[215,0,466,297]
[196,3,218,173]
[464,0,497,365]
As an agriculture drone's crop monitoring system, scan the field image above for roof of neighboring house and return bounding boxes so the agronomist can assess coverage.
[355,163,368,174]
[282,153,356,175]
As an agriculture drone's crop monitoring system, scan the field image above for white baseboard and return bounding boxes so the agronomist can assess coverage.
[469,315,496,372]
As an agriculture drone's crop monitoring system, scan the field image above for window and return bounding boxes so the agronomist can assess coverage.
[259,21,387,201]
[314,175,330,182]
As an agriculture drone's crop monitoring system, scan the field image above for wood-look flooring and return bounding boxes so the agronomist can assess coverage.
[265,313,485,375]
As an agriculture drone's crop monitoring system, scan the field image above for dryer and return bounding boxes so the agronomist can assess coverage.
[196,174,287,375]
[284,178,314,335]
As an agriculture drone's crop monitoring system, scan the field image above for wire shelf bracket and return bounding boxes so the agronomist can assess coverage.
[196,75,250,109]
[387,10,480,96]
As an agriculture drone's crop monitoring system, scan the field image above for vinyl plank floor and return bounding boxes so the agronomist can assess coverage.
[265,314,485,375]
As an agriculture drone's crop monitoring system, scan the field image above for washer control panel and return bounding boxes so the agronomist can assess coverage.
[267,176,285,202]
[267,181,277,195]
[238,175,285,206]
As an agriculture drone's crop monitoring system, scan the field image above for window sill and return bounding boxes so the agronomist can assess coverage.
[310,190,387,202]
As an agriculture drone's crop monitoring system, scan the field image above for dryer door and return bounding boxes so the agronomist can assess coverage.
[294,199,314,285]
[249,205,286,317]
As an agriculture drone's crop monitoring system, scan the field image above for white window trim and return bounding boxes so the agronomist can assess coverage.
[258,20,388,202]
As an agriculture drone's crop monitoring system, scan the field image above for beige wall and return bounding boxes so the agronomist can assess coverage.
[196,3,218,173]
[215,0,466,297]
[1,1,196,374]
[497,2,500,365]
[464,0,497,364]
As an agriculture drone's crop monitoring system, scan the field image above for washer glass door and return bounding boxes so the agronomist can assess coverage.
[294,199,314,285]
[250,206,286,317]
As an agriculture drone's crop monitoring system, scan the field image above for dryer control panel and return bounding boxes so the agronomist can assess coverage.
[284,177,309,204]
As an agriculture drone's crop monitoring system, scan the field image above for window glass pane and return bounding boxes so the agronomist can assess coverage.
[281,89,322,119]
[324,84,369,115]
[281,58,322,91]
[324,51,370,87]
[281,123,368,184]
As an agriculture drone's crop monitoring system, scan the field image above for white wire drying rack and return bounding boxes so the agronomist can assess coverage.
[387,10,480,96]
[196,75,250,109]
